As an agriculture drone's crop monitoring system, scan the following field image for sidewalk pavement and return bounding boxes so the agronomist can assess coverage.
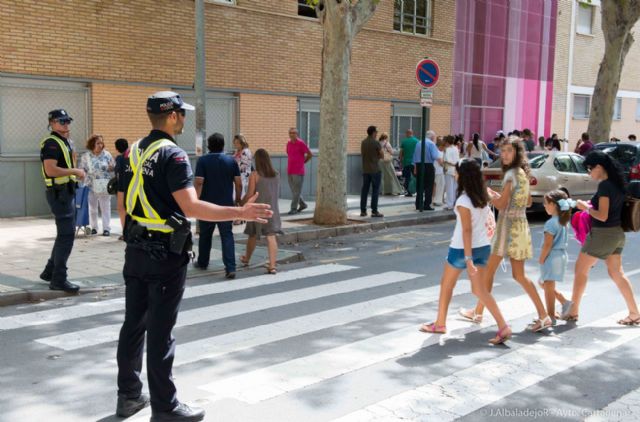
[0,194,453,306]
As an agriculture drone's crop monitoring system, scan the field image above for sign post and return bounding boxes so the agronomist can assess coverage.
[415,58,439,211]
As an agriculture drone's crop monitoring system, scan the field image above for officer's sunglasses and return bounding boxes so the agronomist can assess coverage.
[176,109,186,117]
[57,119,72,125]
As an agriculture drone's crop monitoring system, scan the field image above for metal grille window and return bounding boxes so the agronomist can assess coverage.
[175,91,238,154]
[298,98,320,150]
[636,99,640,121]
[577,2,594,35]
[394,0,432,36]
[0,77,89,156]
[572,94,590,119]
[391,104,422,149]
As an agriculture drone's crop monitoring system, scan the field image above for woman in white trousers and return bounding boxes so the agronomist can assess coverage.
[80,135,115,236]
[443,136,459,209]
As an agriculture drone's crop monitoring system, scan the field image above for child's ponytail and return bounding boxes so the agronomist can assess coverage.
[544,190,575,226]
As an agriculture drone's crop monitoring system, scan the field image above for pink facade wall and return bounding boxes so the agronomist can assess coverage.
[451,0,558,141]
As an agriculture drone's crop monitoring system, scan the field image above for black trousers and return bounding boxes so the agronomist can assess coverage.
[117,246,189,412]
[43,186,76,283]
[361,172,382,213]
[415,163,435,209]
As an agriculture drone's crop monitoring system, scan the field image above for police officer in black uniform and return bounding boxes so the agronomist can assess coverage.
[39,109,86,293]
[115,92,272,421]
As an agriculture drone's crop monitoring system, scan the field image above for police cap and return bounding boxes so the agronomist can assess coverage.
[48,109,73,123]
[147,91,195,114]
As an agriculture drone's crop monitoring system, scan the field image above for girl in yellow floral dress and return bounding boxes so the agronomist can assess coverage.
[459,137,551,336]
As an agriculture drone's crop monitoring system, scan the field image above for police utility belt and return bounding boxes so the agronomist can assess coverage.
[40,134,77,193]
[124,138,193,261]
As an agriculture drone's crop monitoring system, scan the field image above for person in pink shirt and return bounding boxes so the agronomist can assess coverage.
[286,127,313,215]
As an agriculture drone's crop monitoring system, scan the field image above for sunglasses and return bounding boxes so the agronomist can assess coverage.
[176,109,186,117]
[57,119,71,125]
[586,165,594,173]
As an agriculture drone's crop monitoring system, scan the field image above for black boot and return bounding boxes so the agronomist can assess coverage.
[116,393,150,417]
[150,402,205,422]
[39,270,52,282]
[49,280,80,293]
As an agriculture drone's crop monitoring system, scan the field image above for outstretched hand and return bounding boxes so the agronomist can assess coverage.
[240,192,273,223]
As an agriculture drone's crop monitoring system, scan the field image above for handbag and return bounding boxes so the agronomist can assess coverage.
[93,178,111,194]
[621,196,640,232]
[107,176,118,195]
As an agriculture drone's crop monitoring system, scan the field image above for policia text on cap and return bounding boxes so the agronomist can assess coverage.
[39,109,86,293]
[113,91,272,421]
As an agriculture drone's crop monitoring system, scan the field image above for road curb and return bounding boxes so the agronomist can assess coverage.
[0,250,305,308]
[279,211,454,244]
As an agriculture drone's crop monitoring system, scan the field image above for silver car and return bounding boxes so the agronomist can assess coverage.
[482,152,598,208]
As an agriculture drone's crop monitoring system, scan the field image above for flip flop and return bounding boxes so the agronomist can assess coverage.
[458,308,483,323]
[419,323,446,334]
[617,315,640,326]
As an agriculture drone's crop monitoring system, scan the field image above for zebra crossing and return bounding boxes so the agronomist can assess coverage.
[2,262,639,422]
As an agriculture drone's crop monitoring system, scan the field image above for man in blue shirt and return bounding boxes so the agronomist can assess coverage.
[413,130,443,211]
[194,133,242,279]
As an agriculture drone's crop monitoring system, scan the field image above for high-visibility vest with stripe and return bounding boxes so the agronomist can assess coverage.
[126,138,176,233]
[40,134,77,187]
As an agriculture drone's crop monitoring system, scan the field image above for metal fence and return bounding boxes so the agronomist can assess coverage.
[0,77,89,156]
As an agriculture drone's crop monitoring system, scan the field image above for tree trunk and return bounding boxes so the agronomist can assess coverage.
[313,0,379,225]
[587,0,640,142]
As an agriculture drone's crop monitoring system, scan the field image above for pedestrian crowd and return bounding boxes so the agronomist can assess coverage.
[419,134,640,345]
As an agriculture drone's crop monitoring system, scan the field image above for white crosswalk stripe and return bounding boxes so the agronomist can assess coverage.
[333,311,640,422]
[0,264,355,331]
[197,293,536,403]
[35,270,420,351]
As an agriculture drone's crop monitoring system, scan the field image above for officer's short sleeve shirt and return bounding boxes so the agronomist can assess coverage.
[119,130,193,218]
[40,131,73,170]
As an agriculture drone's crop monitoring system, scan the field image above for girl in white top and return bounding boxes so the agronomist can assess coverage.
[443,135,460,209]
[466,132,498,162]
[420,159,512,345]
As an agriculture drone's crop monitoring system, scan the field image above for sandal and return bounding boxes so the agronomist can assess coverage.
[617,315,640,326]
[458,308,483,323]
[488,325,512,345]
[240,255,250,267]
[528,316,552,333]
[266,267,277,275]
[419,323,446,334]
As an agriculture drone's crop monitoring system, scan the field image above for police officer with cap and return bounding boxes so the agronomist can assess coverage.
[115,91,272,421]
[39,109,86,293]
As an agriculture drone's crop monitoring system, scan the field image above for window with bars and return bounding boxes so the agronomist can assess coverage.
[394,0,432,36]
[298,98,320,150]
[391,104,422,149]
[613,97,622,120]
[576,2,594,35]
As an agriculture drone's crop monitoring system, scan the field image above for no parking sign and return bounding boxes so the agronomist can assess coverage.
[415,59,440,88]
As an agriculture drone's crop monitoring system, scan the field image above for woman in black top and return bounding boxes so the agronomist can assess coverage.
[561,151,640,325]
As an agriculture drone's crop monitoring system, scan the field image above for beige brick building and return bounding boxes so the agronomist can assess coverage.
[0,0,455,216]
[551,0,640,148]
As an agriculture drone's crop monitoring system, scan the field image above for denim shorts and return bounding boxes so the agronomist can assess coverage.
[446,245,491,269]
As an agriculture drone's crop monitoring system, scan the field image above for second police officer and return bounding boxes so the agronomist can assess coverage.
[39,109,86,293]
[115,91,272,421]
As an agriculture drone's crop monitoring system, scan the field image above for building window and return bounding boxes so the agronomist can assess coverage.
[394,0,432,36]
[298,98,320,150]
[573,94,591,119]
[636,99,640,121]
[206,0,235,4]
[0,77,89,156]
[391,104,422,149]
[613,97,622,120]
[577,3,594,35]
[174,91,238,154]
[298,0,317,18]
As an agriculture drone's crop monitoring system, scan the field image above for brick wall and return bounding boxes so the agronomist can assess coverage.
[347,100,391,153]
[91,83,168,155]
[238,93,298,153]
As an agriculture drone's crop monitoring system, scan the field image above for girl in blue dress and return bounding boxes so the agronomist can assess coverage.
[533,189,573,331]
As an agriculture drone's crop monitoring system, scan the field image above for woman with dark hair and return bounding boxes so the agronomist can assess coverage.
[466,132,497,164]
[241,148,282,274]
[420,159,511,344]
[79,134,115,236]
[460,137,551,333]
[560,151,640,324]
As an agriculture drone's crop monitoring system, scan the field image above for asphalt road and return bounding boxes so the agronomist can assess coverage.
[1,217,639,421]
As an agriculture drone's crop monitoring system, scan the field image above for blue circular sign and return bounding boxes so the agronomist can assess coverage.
[416,59,440,88]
